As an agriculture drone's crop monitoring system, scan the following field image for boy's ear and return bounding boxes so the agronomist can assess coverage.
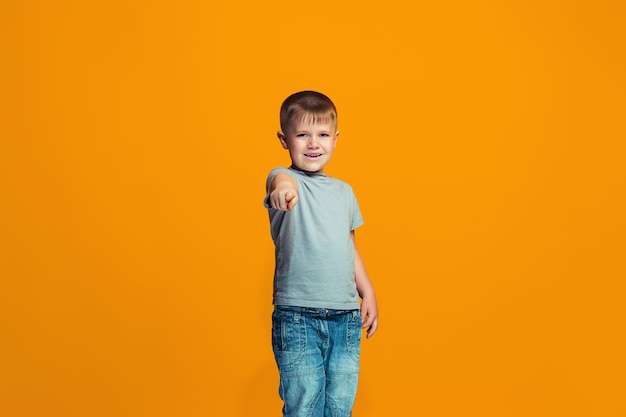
[277,131,289,149]
[333,130,340,147]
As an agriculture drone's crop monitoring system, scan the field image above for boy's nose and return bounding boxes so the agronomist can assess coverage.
[307,138,320,148]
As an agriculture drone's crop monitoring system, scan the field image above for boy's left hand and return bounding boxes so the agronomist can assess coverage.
[360,296,378,339]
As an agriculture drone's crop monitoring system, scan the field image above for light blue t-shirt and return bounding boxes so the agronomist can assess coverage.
[264,167,364,309]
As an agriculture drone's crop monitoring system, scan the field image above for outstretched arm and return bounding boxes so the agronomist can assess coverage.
[269,172,298,211]
[351,230,378,339]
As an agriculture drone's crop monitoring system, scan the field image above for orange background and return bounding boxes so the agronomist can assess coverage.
[1,1,625,416]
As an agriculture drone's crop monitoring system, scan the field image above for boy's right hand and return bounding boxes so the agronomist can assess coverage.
[270,187,299,211]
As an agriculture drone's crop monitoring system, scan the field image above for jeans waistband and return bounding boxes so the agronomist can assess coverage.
[274,305,358,317]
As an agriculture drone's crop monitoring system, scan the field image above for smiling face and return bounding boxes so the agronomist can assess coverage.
[278,116,339,173]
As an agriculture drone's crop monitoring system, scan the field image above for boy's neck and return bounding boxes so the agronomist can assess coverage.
[290,165,326,175]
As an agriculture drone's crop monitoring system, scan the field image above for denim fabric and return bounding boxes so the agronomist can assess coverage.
[272,306,362,417]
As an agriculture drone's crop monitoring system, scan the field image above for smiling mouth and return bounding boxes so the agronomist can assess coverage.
[305,153,322,159]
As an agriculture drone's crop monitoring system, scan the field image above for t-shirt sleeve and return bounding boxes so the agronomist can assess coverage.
[264,167,295,209]
[350,188,364,231]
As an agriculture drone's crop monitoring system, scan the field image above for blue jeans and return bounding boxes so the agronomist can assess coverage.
[272,306,362,417]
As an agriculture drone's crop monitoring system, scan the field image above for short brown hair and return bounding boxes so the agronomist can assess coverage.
[279,91,337,133]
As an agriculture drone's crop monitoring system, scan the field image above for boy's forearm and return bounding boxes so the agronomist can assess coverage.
[270,172,297,193]
[351,231,376,298]
[352,231,379,338]
[355,248,376,299]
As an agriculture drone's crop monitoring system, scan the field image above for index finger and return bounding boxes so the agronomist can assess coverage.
[366,318,378,339]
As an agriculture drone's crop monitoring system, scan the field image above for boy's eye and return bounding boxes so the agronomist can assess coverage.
[319,133,329,138]
[296,133,308,138]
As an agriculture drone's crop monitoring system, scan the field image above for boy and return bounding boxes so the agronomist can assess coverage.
[264,91,378,417]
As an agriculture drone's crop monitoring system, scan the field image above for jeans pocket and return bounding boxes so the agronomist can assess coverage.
[272,310,306,372]
[346,311,362,364]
